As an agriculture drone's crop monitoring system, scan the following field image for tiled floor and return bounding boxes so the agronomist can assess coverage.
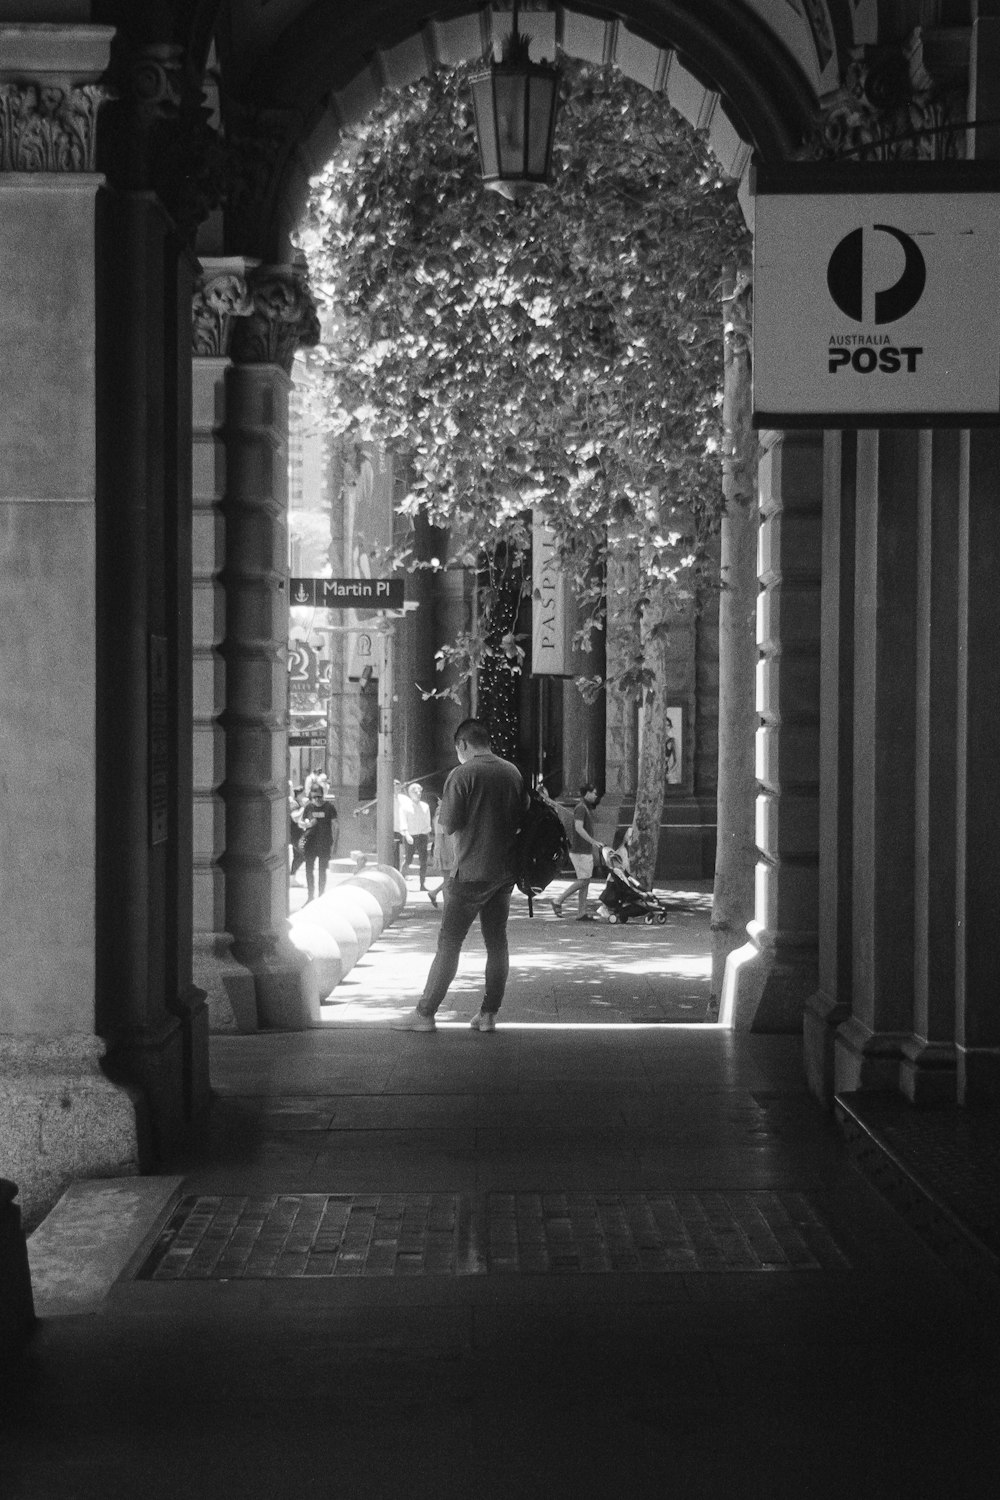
[6,879,1000,1498]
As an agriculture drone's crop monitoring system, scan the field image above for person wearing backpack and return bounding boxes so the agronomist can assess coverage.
[551,782,602,921]
[391,718,526,1034]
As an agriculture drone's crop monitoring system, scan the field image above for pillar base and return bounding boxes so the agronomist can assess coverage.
[0,1036,143,1232]
[106,999,211,1154]
[193,933,260,1033]
[834,1016,907,1094]
[803,990,851,1106]
[719,922,816,1032]
[248,932,317,1030]
[900,1038,957,1106]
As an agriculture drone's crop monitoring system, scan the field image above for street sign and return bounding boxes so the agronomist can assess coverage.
[753,162,1000,428]
[290,577,405,609]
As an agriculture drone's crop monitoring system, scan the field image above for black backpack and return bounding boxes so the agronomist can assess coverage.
[514,791,570,916]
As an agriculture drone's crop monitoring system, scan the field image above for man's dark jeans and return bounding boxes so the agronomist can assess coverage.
[417,877,514,1018]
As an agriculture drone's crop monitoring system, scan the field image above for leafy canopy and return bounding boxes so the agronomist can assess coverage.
[300,58,750,679]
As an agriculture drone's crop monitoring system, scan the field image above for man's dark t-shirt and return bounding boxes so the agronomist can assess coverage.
[571,800,594,854]
[438,752,524,883]
[301,800,338,855]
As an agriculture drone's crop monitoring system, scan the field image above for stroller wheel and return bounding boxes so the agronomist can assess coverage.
[644,914,654,925]
[656,912,667,925]
[607,913,619,925]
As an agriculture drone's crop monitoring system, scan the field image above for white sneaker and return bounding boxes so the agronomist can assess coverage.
[470,1011,496,1033]
[390,1009,436,1032]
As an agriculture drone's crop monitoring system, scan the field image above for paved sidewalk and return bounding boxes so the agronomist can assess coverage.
[5,882,1000,1499]
[315,874,716,1026]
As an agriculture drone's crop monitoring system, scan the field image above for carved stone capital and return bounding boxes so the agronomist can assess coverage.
[0,23,114,174]
[230,263,321,374]
[802,27,962,163]
[0,81,109,172]
[126,42,185,129]
[193,258,258,358]
[104,40,226,240]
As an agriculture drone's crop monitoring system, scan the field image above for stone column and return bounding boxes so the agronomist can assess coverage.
[804,432,856,1101]
[222,264,319,1027]
[904,430,960,1103]
[834,431,920,1092]
[721,431,822,1030]
[952,1,1000,1103]
[190,259,259,1031]
[955,429,1000,1103]
[0,24,143,1226]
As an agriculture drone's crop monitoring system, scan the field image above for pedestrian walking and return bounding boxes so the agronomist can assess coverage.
[551,782,602,921]
[289,785,308,884]
[393,778,413,869]
[297,782,339,900]
[391,718,525,1033]
[425,801,450,908]
[402,781,433,888]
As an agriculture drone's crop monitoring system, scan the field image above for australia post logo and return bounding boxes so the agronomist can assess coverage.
[825,223,926,376]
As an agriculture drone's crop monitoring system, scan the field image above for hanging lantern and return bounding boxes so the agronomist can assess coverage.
[469,2,560,201]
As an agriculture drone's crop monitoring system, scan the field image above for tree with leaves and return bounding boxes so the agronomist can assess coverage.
[300,59,750,883]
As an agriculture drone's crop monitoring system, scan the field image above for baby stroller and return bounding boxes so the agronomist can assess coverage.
[596,847,669,925]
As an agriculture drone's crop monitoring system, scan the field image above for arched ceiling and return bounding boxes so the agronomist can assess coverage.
[184,2,882,256]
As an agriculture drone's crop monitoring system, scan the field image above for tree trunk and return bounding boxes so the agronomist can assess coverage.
[632,598,671,887]
[710,266,759,1007]
[604,529,640,799]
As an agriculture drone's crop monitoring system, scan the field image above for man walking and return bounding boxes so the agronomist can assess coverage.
[391,719,525,1034]
[551,782,602,921]
[402,781,433,889]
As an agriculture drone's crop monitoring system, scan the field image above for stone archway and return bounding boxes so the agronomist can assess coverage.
[20,1,993,1231]
[188,2,842,1042]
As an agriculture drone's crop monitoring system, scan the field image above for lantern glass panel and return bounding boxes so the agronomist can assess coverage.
[493,72,528,174]
[470,73,500,179]
[526,74,556,177]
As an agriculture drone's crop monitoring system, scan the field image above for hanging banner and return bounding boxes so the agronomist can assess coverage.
[753,163,1000,428]
[531,516,573,676]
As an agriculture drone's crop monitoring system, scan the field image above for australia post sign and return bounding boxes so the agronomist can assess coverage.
[752,163,1000,428]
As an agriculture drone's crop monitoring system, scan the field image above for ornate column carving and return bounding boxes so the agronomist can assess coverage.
[803,26,962,162]
[193,261,255,358]
[104,40,225,241]
[0,23,113,173]
[0,83,107,171]
[231,262,321,373]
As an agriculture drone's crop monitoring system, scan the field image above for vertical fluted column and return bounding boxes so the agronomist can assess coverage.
[721,431,822,1030]
[905,430,960,1103]
[222,264,319,1027]
[834,431,920,1092]
[952,3,1000,1104]
[955,428,1000,1104]
[190,260,258,1030]
[803,432,855,1101]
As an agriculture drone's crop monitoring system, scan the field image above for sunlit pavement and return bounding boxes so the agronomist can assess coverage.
[6,874,1000,1499]
[316,873,716,1027]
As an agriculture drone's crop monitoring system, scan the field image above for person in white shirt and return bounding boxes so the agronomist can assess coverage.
[393,778,412,870]
[403,781,433,889]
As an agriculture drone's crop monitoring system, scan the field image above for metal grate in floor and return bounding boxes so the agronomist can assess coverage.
[134,1190,848,1280]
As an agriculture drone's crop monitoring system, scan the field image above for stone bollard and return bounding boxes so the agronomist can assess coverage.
[0,1179,35,1361]
[287,864,408,1011]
